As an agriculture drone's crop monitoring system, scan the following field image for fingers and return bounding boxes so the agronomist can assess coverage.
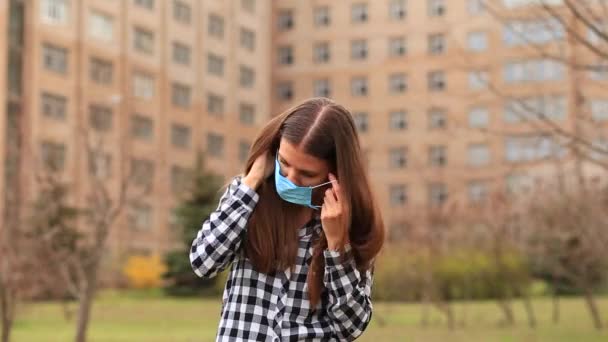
[328,173,342,203]
[324,188,337,208]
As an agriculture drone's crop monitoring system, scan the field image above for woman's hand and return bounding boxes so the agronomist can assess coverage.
[243,151,274,190]
[321,173,350,250]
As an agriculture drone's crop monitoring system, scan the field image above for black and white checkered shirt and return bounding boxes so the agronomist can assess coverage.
[190,176,374,341]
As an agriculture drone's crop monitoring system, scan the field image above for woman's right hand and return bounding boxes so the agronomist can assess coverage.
[243,151,274,190]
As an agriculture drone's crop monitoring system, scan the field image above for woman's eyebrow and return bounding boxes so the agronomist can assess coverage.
[278,153,318,175]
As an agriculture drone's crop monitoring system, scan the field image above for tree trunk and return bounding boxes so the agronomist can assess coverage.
[552,292,560,324]
[75,266,99,342]
[583,287,603,330]
[419,293,430,327]
[434,300,455,330]
[1,286,14,342]
[522,295,536,328]
[498,299,515,326]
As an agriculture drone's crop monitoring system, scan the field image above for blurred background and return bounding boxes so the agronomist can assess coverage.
[1,0,608,341]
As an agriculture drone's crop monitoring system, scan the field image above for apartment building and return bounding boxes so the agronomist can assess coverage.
[1,0,271,261]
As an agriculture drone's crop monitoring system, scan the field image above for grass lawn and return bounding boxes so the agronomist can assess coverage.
[10,290,608,342]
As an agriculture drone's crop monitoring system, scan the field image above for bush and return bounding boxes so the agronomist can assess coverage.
[123,254,167,289]
[373,245,533,302]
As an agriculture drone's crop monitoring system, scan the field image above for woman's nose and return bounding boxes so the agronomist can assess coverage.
[286,171,302,186]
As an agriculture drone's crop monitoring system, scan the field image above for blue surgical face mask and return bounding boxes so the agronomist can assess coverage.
[274,155,335,210]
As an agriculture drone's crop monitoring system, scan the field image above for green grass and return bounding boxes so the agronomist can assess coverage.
[10,291,608,342]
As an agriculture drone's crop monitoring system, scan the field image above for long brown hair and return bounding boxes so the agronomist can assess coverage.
[242,97,385,308]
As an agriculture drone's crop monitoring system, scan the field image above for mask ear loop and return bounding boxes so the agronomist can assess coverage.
[309,179,338,210]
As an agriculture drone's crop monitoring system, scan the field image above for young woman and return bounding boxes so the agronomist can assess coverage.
[190,98,385,341]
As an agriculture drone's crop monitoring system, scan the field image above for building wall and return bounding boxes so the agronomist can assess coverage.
[270,0,593,236]
[0,0,7,227]
[16,0,271,261]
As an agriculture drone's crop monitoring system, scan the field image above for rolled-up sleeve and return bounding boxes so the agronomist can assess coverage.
[189,176,259,278]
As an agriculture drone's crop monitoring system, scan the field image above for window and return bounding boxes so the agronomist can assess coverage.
[242,0,255,13]
[468,70,488,90]
[8,50,22,96]
[43,43,68,74]
[207,133,225,158]
[314,79,331,98]
[133,72,154,99]
[173,1,191,24]
[389,147,408,168]
[278,9,294,31]
[314,42,330,63]
[208,14,224,38]
[504,59,564,83]
[468,180,488,203]
[467,31,487,51]
[505,173,533,194]
[504,95,566,123]
[390,110,407,130]
[90,57,113,85]
[171,166,193,194]
[128,202,152,230]
[278,46,294,65]
[41,0,68,24]
[134,27,154,55]
[89,151,112,179]
[389,37,407,57]
[353,112,369,133]
[505,134,565,162]
[428,33,445,55]
[277,82,293,101]
[429,145,447,166]
[351,3,368,23]
[41,92,67,120]
[41,141,66,172]
[428,183,448,207]
[208,54,224,76]
[390,184,407,206]
[428,0,446,17]
[428,108,447,129]
[130,158,154,189]
[468,143,490,166]
[240,66,255,87]
[240,28,255,51]
[389,73,407,93]
[89,10,113,41]
[591,99,608,121]
[389,0,407,20]
[314,6,330,27]
[428,71,446,91]
[239,140,251,162]
[351,77,368,96]
[503,19,564,46]
[134,0,154,10]
[207,93,224,116]
[351,40,368,60]
[469,106,489,128]
[589,62,608,81]
[171,124,191,148]
[172,83,191,108]
[173,42,191,65]
[89,104,112,131]
[468,0,485,15]
[131,114,153,140]
[239,103,256,125]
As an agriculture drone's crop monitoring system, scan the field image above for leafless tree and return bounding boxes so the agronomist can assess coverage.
[522,181,608,330]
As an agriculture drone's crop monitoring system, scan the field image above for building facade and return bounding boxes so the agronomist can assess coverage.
[1,0,271,261]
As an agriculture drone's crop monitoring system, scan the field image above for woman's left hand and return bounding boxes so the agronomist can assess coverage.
[321,173,350,250]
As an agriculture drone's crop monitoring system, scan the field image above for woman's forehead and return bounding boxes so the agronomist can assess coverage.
[278,139,328,171]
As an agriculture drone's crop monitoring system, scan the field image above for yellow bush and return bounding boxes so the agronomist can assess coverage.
[123,254,167,289]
